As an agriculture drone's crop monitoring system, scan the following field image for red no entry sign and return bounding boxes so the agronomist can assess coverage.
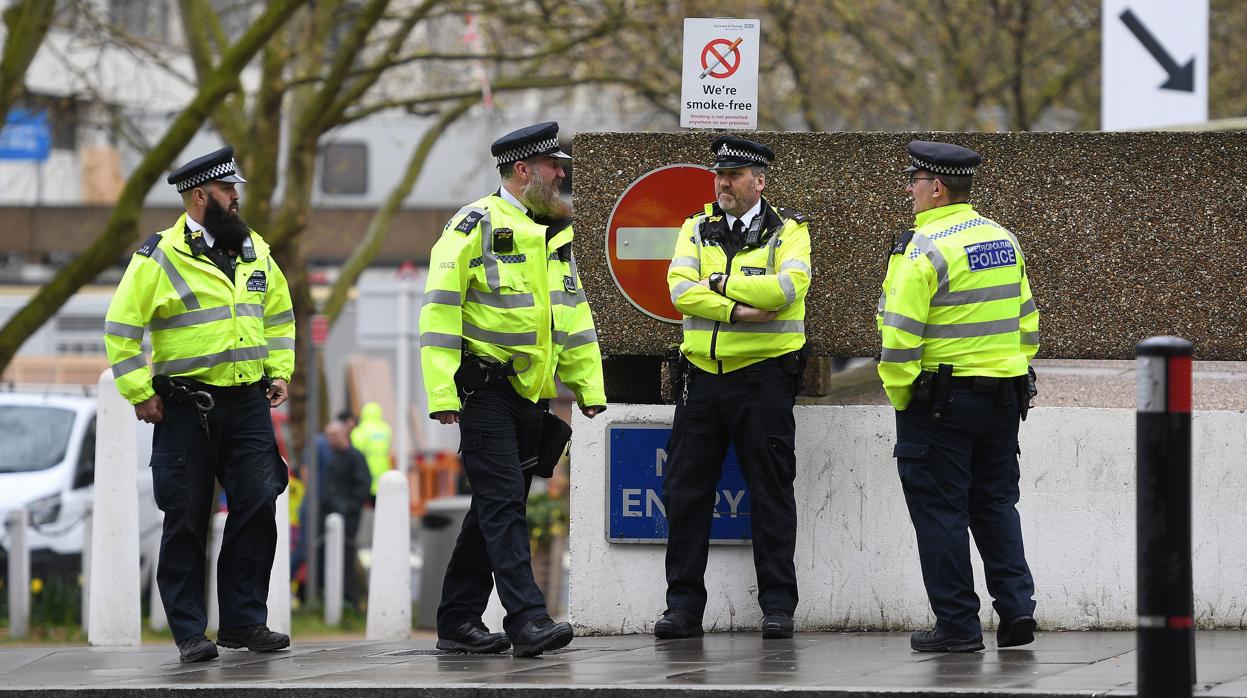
[701,38,742,79]
[606,165,716,323]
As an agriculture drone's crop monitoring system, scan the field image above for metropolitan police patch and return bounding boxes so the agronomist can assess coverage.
[247,270,267,292]
[741,266,765,276]
[964,239,1016,272]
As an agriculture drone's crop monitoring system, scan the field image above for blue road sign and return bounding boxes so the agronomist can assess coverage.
[0,109,51,161]
[606,423,750,544]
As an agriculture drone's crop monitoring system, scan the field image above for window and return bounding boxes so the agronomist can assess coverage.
[109,0,170,40]
[321,141,368,195]
[0,406,76,473]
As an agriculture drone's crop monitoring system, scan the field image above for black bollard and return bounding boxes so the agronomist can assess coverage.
[1135,336,1195,697]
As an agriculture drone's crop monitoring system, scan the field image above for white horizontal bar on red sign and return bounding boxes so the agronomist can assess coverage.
[615,227,681,261]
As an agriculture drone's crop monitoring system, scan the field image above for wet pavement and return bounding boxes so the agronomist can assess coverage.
[0,631,1244,696]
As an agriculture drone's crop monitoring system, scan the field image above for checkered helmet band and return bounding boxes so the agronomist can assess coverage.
[909,155,975,176]
[718,143,770,166]
[175,159,241,192]
[495,136,560,166]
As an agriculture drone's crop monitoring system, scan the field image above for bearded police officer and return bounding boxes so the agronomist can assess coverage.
[421,121,606,658]
[878,141,1039,653]
[103,146,295,663]
[657,136,811,640]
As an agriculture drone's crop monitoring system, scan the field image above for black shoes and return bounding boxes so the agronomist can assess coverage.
[653,608,704,639]
[761,610,794,639]
[910,628,985,653]
[217,624,290,652]
[512,616,574,658]
[176,634,219,663]
[437,620,511,654]
[997,614,1037,648]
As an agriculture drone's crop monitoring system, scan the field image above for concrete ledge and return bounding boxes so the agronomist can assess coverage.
[570,405,1247,634]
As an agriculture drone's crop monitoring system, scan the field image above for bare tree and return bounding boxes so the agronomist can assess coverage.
[0,0,57,122]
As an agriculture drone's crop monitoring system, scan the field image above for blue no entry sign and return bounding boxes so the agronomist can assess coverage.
[606,423,750,544]
[0,109,50,161]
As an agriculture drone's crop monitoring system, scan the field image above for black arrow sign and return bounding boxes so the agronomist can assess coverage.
[1119,8,1195,92]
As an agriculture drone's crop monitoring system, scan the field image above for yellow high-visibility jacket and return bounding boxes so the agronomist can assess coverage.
[352,401,392,496]
[877,203,1039,410]
[104,214,296,404]
[419,192,606,415]
[667,198,811,374]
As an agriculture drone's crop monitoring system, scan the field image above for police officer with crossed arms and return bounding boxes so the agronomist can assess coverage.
[657,136,811,640]
[878,140,1039,652]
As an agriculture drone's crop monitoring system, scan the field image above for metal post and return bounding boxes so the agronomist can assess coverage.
[6,510,29,639]
[1136,336,1195,697]
[324,513,344,627]
[396,269,412,474]
[81,506,91,634]
[304,339,321,606]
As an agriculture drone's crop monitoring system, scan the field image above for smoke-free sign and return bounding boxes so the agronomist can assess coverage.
[681,17,760,130]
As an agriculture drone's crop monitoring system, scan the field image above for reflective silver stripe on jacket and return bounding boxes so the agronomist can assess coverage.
[669,256,700,272]
[670,280,697,305]
[268,337,296,352]
[471,208,500,291]
[683,317,804,335]
[265,309,295,326]
[880,347,924,363]
[152,345,268,375]
[104,321,144,340]
[554,328,598,349]
[551,290,585,307]
[765,229,783,273]
[1020,298,1037,316]
[778,274,797,306]
[149,305,232,331]
[235,303,264,318]
[463,321,537,347]
[151,247,201,310]
[110,353,148,378]
[1021,331,1040,345]
[931,282,1020,307]
[909,233,951,298]
[423,289,462,306]
[465,288,534,309]
[420,332,461,350]
[882,311,925,336]
[923,317,1020,339]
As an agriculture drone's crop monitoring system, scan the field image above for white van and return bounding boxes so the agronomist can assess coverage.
[0,390,161,586]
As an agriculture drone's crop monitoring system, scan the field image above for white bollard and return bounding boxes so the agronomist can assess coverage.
[81,507,91,635]
[6,509,29,639]
[366,471,411,640]
[88,370,143,646]
[205,511,227,633]
[324,513,344,627]
[266,485,291,636]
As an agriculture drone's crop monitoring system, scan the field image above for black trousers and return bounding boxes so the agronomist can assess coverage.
[663,360,799,619]
[436,382,545,638]
[150,384,286,643]
[894,385,1036,638]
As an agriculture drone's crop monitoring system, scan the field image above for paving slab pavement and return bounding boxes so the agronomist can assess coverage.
[0,631,1243,696]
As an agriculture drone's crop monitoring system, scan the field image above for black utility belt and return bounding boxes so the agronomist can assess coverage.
[171,377,267,395]
[935,374,1022,392]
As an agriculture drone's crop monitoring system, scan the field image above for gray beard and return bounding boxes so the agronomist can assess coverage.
[520,170,565,221]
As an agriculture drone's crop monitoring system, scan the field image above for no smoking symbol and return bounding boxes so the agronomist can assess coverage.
[700,38,742,79]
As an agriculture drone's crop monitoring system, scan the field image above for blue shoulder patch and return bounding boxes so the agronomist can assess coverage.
[452,210,485,234]
[964,239,1016,271]
[135,233,161,257]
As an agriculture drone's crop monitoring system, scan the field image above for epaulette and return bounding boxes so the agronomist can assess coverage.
[891,229,915,256]
[686,209,705,220]
[135,233,161,257]
[448,209,485,234]
[778,207,809,224]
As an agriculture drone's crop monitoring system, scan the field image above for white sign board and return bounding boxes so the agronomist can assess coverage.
[680,18,760,130]
[1102,0,1207,130]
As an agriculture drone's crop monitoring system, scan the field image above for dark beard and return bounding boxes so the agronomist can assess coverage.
[203,197,250,251]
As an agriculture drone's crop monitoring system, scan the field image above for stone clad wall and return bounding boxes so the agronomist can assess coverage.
[572,131,1247,360]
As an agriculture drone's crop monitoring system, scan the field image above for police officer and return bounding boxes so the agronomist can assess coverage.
[103,146,295,662]
[878,140,1039,653]
[420,122,606,657]
[657,136,811,640]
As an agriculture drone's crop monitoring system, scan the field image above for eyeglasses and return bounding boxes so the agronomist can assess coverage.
[907,175,936,185]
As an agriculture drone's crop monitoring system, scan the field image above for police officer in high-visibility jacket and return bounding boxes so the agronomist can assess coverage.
[420,121,605,658]
[103,146,294,663]
[656,136,811,641]
[879,141,1039,653]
